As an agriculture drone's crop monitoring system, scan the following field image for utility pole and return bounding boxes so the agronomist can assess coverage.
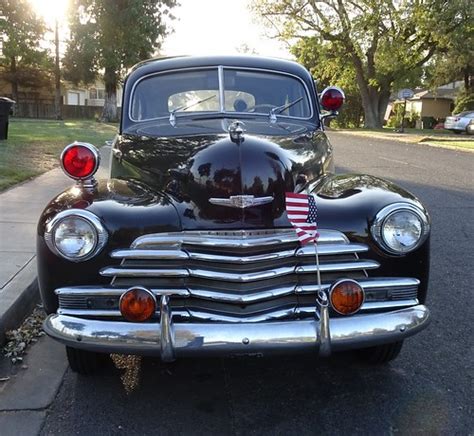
[54,18,62,120]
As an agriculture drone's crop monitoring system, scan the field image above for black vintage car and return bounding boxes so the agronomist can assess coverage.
[39,55,430,374]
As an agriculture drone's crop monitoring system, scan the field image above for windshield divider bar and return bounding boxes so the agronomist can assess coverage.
[218,66,225,113]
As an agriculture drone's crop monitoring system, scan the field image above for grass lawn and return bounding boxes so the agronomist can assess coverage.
[0,119,117,191]
[418,138,474,151]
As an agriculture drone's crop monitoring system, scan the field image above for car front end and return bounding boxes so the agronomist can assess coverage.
[38,56,431,373]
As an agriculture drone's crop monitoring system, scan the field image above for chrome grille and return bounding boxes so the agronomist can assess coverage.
[56,229,420,322]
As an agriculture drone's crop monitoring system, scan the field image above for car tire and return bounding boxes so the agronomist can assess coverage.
[66,346,107,375]
[355,341,403,364]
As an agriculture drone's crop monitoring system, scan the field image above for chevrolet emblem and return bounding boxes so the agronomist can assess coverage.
[209,195,274,209]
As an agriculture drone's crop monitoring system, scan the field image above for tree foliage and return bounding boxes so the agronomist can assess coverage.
[0,0,53,105]
[425,0,473,92]
[292,36,363,127]
[64,0,177,121]
[252,0,470,128]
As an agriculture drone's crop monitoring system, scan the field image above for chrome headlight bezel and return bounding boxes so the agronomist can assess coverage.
[371,203,430,255]
[44,209,108,262]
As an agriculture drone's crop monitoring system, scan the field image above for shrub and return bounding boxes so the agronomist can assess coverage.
[453,91,474,114]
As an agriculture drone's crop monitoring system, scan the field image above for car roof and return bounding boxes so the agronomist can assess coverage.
[127,55,313,82]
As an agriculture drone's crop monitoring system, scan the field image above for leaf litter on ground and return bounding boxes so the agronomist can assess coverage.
[2,305,46,364]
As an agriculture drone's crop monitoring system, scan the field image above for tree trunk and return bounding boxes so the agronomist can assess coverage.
[54,19,62,120]
[101,67,118,122]
[9,57,20,116]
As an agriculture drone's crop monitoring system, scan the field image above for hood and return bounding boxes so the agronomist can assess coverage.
[113,120,333,229]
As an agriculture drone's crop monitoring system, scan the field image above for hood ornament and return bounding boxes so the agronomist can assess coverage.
[228,121,245,142]
[209,195,273,209]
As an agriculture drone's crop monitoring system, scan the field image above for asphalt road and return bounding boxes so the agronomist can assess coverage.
[8,133,474,435]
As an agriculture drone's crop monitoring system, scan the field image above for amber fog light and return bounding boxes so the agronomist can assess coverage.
[329,279,365,315]
[119,287,156,322]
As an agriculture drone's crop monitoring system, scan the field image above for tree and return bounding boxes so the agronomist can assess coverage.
[252,0,470,128]
[64,0,177,122]
[0,0,52,107]
[425,1,473,92]
[292,36,363,127]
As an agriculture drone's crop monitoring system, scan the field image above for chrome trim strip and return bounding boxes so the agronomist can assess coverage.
[110,242,368,264]
[296,260,379,274]
[296,243,368,256]
[56,298,420,319]
[183,308,296,323]
[57,309,122,317]
[43,305,430,356]
[110,249,189,260]
[100,267,189,278]
[190,266,294,282]
[56,286,190,297]
[190,285,298,304]
[187,249,295,263]
[361,299,419,311]
[55,277,418,305]
[131,229,349,249]
[100,260,378,281]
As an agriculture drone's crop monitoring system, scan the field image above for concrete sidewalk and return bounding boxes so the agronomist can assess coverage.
[0,147,110,343]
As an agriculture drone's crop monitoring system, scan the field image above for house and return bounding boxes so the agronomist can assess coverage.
[0,76,123,119]
[385,81,463,126]
[65,81,123,107]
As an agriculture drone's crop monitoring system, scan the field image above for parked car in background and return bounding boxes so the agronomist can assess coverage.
[38,55,431,375]
[444,110,474,134]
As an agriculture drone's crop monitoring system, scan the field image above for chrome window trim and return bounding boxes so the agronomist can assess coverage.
[371,202,430,255]
[128,65,314,123]
[44,209,108,262]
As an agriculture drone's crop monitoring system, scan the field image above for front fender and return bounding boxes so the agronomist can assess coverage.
[37,178,181,313]
[314,174,430,302]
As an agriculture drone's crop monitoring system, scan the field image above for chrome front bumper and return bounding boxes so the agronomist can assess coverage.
[43,304,430,360]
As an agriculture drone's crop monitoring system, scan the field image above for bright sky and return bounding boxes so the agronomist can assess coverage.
[28,0,292,60]
[161,0,292,59]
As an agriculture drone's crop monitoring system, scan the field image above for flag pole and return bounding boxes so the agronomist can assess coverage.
[314,237,323,294]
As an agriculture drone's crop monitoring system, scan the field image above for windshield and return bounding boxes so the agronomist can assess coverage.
[130,67,312,122]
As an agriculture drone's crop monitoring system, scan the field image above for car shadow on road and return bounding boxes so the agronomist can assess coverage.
[41,349,452,436]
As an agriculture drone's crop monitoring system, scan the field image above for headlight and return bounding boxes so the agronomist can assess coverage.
[45,210,108,261]
[371,203,430,254]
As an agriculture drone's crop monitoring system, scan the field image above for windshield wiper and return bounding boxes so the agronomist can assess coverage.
[169,94,217,126]
[269,97,304,123]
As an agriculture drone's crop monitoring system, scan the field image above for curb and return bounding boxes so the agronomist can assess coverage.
[0,258,40,345]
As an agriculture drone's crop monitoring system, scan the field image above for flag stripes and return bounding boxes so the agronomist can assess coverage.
[285,192,319,245]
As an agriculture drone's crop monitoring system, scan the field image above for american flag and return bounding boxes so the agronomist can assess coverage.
[285,192,319,245]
